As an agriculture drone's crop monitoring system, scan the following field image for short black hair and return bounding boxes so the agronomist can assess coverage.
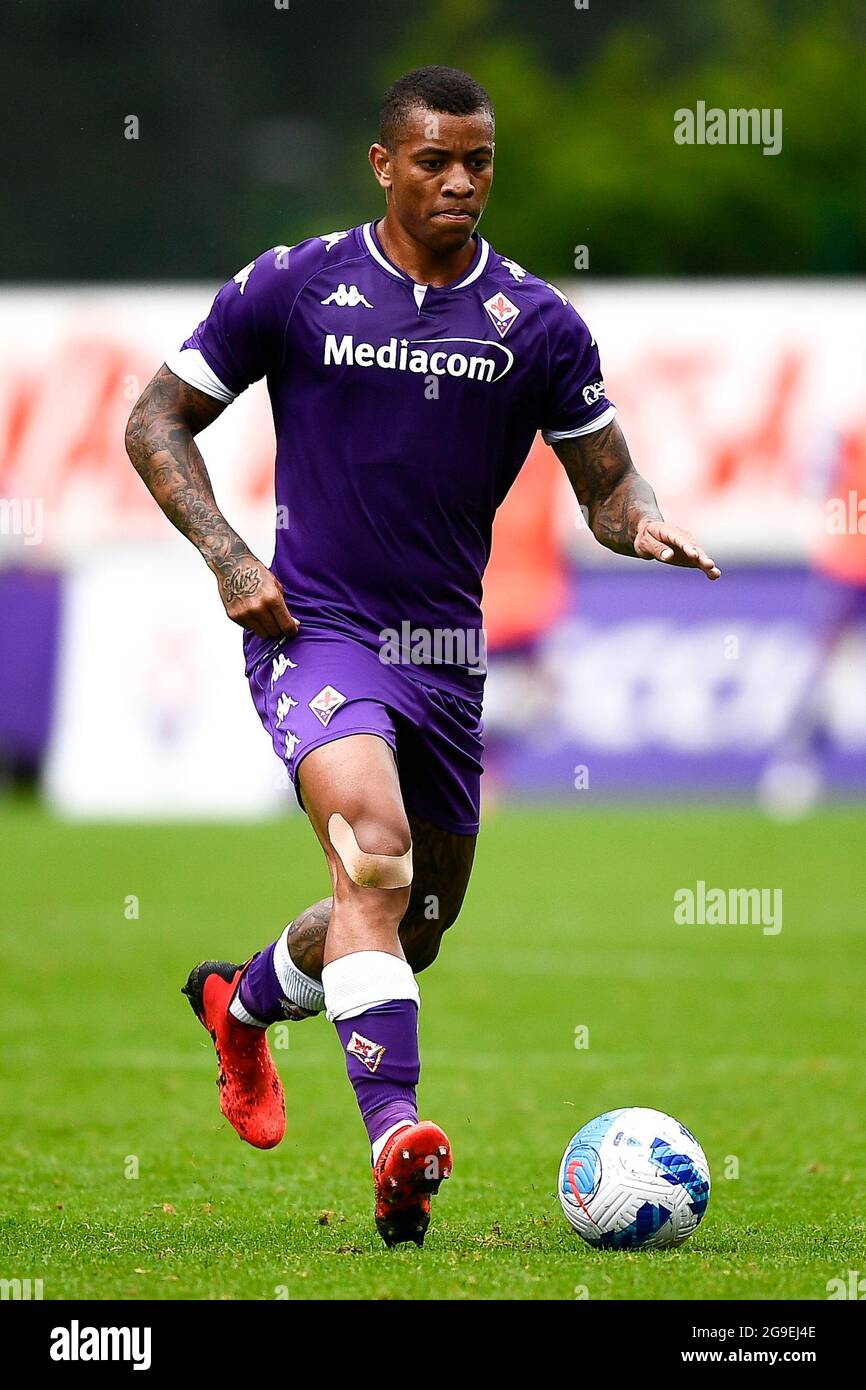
[379,66,494,150]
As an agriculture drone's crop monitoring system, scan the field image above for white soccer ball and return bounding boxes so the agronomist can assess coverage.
[558,1107,710,1249]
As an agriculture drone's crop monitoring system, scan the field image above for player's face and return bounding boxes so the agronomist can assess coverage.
[371,107,494,254]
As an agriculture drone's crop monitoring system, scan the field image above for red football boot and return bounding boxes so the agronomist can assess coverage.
[373,1121,452,1247]
[181,960,285,1150]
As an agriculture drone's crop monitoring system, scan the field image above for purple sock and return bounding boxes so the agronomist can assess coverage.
[335,1000,419,1148]
[237,943,286,1023]
[235,931,325,1024]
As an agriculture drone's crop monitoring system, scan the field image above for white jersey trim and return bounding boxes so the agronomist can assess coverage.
[363,221,404,279]
[165,347,236,404]
[363,221,490,292]
[542,404,616,444]
[454,236,489,288]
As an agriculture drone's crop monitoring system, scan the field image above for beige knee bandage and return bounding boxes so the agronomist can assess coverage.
[327,813,413,889]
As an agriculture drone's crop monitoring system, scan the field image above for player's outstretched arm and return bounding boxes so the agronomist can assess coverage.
[552,420,721,580]
[125,365,299,637]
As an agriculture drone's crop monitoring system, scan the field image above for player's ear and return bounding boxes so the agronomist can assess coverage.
[368,143,393,191]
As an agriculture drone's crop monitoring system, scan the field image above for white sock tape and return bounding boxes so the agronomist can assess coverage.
[273,926,326,1014]
[228,992,266,1028]
[322,950,420,1023]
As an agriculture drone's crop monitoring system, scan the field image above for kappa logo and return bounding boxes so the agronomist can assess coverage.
[346,1030,386,1073]
[271,651,298,686]
[320,231,350,251]
[501,257,528,282]
[284,730,301,760]
[546,281,569,306]
[309,685,347,727]
[582,379,606,405]
[233,260,256,295]
[275,692,298,725]
[483,291,521,338]
[321,283,373,309]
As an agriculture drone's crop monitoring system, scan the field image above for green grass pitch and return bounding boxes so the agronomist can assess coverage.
[1,800,864,1301]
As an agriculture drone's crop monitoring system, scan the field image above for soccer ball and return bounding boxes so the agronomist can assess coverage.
[558,1107,710,1249]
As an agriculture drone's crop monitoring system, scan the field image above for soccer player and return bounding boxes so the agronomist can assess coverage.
[125,66,720,1247]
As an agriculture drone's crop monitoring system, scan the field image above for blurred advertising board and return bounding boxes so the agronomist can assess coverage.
[482,565,866,802]
[2,280,864,564]
[42,545,287,819]
[1,280,864,813]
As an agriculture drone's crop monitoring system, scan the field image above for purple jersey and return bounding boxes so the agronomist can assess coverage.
[168,222,615,694]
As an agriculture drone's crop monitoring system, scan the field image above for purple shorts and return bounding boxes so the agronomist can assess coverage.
[246,626,484,836]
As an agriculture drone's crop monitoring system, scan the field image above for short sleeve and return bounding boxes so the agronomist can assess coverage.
[166,246,294,403]
[539,297,616,443]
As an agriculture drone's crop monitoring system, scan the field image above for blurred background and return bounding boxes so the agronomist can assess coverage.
[2,0,866,819]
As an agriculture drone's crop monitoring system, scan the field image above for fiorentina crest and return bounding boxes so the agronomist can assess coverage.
[308,684,347,727]
[346,1031,386,1073]
[483,290,521,337]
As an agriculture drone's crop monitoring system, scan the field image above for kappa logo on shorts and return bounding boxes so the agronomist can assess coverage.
[346,1030,386,1073]
[275,692,298,725]
[309,685,347,727]
[483,290,521,338]
[271,651,298,686]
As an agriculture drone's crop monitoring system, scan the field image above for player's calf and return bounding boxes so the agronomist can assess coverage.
[323,946,454,1246]
[301,735,453,1245]
[323,838,452,1246]
[228,908,327,1027]
[399,812,476,971]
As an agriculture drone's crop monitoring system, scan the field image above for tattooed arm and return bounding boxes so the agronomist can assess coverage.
[125,364,299,637]
[552,421,721,579]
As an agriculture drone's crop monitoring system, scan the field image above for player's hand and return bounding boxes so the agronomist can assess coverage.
[634,520,721,580]
[216,554,300,638]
